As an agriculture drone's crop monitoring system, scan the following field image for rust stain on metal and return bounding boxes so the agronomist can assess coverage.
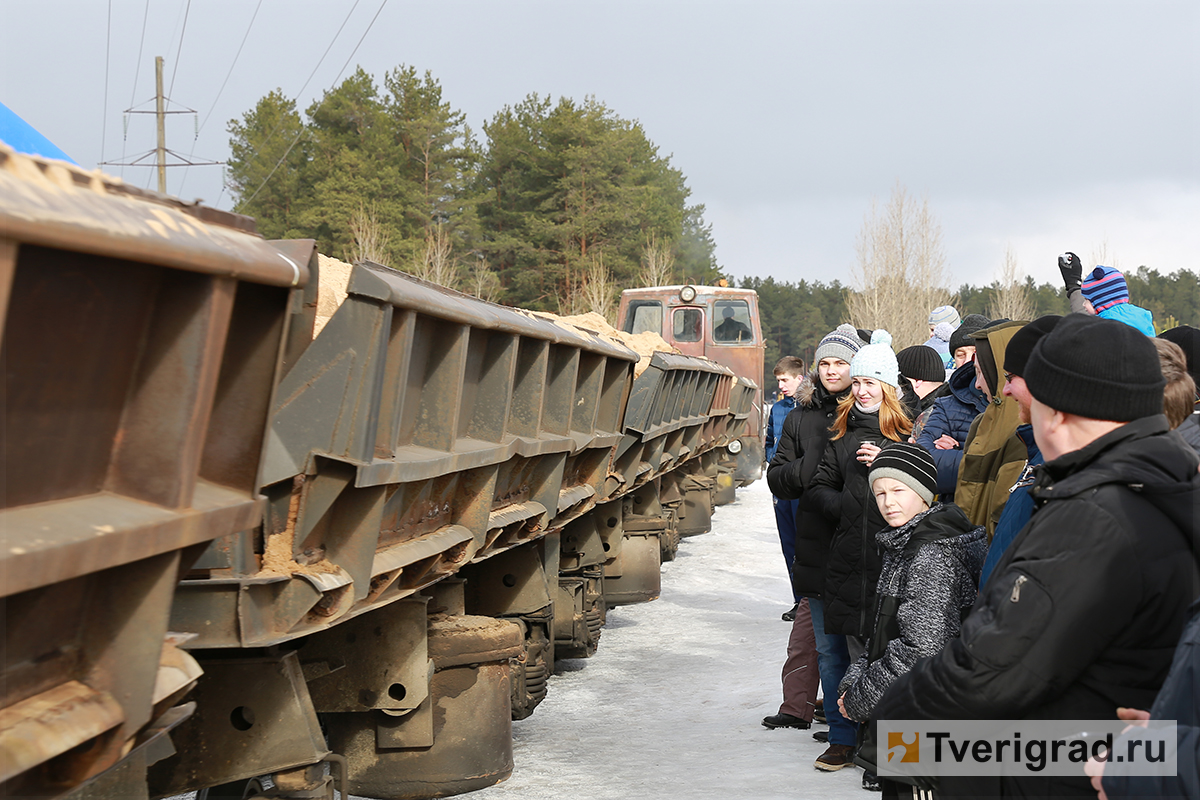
[0,680,125,784]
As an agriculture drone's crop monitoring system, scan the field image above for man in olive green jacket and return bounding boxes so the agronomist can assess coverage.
[954,320,1028,539]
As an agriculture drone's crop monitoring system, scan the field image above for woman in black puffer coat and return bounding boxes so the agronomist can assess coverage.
[806,331,912,642]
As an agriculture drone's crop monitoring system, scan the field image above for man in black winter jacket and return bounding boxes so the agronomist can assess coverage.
[872,314,1200,799]
[765,324,863,769]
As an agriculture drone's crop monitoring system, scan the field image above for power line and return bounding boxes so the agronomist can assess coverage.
[168,0,191,99]
[122,0,152,179]
[128,0,151,108]
[216,0,362,209]
[240,0,390,208]
[250,0,363,157]
[101,0,112,165]
[179,0,263,198]
[195,0,263,137]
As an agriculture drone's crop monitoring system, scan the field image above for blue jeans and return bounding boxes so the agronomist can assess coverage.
[809,597,858,746]
[772,496,800,602]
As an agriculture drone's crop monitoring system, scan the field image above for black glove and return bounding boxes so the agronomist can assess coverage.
[1058,252,1083,294]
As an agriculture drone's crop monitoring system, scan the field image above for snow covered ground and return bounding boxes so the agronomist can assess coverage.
[470,478,871,800]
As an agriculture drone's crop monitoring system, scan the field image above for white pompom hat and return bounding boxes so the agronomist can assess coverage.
[849,329,900,388]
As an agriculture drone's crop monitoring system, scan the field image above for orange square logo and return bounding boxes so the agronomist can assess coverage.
[887,732,920,763]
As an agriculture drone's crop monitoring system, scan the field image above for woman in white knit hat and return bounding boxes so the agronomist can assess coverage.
[803,330,912,779]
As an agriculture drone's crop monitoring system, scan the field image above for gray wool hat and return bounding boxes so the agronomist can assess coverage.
[928,305,961,328]
[868,442,938,507]
[814,324,865,365]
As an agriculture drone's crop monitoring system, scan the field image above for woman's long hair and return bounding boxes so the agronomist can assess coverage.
[830,382,912,442]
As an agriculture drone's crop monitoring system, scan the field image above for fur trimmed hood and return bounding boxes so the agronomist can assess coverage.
[796,368,842,409]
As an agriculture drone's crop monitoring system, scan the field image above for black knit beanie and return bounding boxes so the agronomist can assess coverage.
[896,345,946,383]
[1004,315,1062,377]
[1159,325,1200,386]
[868,442,938,507]
[1025,314,1165,421]
[949,314,990,353]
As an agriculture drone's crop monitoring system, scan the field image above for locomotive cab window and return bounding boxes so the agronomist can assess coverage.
[712,300,753,343]
[623,300,663,336]
[673,307,703,342]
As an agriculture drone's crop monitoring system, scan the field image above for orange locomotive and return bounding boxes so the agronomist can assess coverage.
[617,284,765,485]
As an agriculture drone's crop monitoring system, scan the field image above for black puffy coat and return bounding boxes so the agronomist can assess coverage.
[872,415,1200,798]
[805,404,902,638]
[765,374,846,597]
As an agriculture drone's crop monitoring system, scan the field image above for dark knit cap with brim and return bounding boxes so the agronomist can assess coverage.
[949,314,991,353]
[1159,325,1200,386]
[868,442,938,507]
[1004,315,1063,377]
[897,345,946,383]
[1025,314,1165,421]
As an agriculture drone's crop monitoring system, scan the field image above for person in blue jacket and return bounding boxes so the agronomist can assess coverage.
[1080,264,1156,336]
[914,359,987,502]
[978,315,1061,587]
[766,355,806,619]
[1087,598,1200,800]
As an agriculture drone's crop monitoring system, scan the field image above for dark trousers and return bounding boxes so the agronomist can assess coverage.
[772,495,800,602]
[778,598,820,719]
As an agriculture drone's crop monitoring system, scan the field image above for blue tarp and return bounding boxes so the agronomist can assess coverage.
[0,101,76,164]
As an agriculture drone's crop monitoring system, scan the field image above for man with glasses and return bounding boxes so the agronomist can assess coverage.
[978,315,1061,586]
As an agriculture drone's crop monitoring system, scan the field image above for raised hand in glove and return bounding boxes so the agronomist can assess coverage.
[1058,252,1083,294]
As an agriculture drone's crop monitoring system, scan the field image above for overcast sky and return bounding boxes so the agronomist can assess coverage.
[2,0,1196,289]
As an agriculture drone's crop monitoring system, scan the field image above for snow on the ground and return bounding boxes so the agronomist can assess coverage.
[470,479,870,800]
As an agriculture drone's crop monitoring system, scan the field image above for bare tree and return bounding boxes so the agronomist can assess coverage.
[1088,239,1119,272]
[467,253,501,303]
[638,235,675,287]
[845,183,953,348]
[348,203,393,265]
[412,222,458,288]
[988,244,1035,322]
[558,252,616,323]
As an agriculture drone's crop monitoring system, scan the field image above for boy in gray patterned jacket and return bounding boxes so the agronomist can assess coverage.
[837,443,986,796]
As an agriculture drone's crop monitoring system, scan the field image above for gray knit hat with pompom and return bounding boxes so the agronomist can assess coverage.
[850,329,900,388]
[814,324,865,365]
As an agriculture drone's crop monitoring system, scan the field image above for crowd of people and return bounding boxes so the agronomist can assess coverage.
[759,254,1199,799]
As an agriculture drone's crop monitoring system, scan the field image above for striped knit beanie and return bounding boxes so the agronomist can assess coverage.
[814,324,865,364]
[1081,266,1130,312]
[928,305,961,328]
[850,329,900,388]
[869,442,937,506]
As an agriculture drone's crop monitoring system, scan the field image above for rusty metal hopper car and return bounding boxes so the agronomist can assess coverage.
[0,147,756,800]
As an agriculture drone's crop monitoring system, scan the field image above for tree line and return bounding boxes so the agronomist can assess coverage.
[225,65,720,313]
[225,67,1198,384]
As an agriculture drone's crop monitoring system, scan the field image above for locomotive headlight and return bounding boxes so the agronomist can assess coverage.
[727,439,743,454]
[679,285,697,302]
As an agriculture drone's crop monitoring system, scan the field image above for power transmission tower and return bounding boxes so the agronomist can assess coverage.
[102,56,221,196]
